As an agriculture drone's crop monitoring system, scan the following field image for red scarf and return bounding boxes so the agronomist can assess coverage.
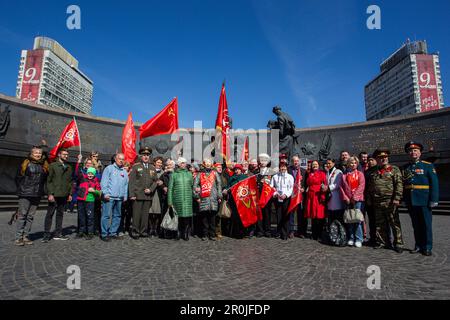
[347,170,359,192]
[200,171,216,198]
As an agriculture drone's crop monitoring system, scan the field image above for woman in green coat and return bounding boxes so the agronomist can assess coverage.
[168,157,193,240]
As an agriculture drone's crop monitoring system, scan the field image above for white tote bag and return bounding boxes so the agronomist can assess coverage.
[161,207,179,231]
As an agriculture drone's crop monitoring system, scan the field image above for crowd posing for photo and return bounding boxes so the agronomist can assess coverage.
[13,141,439,256]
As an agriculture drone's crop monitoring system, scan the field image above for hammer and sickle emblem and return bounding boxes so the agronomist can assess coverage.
[168,107,175,117]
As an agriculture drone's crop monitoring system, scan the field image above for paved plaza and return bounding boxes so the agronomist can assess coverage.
[1,211,450,300]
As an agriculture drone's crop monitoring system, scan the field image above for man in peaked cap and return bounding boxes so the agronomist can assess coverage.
[128,146,158,239]
[366,148,404,253]
[402,142,439,256]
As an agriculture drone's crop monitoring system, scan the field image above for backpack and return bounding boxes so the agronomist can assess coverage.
[321,219,347,247]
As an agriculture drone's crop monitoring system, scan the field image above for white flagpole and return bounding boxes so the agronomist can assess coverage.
[73,116,82,156]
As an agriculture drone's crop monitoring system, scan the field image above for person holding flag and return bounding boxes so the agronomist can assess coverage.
[271,160,294,240]
[193,158,223,241]
[225,164,248,239]
[256,153,276,238]
[287,155,307,238]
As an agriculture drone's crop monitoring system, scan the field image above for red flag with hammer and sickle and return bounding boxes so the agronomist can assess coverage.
[139,97,179,139]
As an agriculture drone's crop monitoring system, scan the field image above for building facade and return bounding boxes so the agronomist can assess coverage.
[16,37,93,114]
[365,40,444,120]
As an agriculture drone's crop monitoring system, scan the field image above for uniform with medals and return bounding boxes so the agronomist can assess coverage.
[402,142,439,256]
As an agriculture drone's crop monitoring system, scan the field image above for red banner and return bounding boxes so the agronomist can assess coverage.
[231,175,260,228]
[259,181,275,209]
[215,84,231,162]
[139,98,179,139]
[49,119,81,161]
[20,50,44,102]
[122,113,137,164]
[240,136,249,163]
[287,170,303,214]
[416,54,440,112]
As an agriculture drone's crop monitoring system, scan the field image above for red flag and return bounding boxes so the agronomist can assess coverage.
[287,170,303,214]
[215,84,231,162]
[240,136,249,163]
[259,181,275,209]
[139,98,179,139]
[122,113,137,164]
[231,175,260,228]
[49,119,80,161]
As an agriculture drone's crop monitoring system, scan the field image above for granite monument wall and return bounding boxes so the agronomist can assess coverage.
[1,93,449,198]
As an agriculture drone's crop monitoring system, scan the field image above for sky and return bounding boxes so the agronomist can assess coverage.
[0,0,449,130]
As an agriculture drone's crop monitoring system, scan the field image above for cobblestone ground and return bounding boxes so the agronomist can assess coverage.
[1,211,450,300]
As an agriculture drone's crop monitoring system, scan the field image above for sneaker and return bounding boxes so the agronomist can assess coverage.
[75,233,85,239]
[41,235,51,243]
[14,238,24,246]
[22,237,33,245]
[85,234,94,240]
[201,237,208,241]
[347,240,354,246]
[355,241,362,248]
[53,235,69,241]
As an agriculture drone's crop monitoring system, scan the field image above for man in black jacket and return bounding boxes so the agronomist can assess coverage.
[288,155,307,238]
[15,146,49,246]
[43,148,73,242]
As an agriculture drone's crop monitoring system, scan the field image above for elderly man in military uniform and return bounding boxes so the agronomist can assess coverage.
[402,142,439,256]
[129,146,158,239]
[366,149,404,253]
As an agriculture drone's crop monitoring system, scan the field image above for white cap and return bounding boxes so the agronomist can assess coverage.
[177,157,187,165]
[258,153,270,161]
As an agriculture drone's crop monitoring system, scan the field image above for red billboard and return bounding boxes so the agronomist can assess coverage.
[416,54,440,112]
[20,50,44,102]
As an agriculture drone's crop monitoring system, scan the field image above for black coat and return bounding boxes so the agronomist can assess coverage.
[16,160,47,198]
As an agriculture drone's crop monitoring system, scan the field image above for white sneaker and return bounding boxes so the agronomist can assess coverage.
[355,241,362,248]
[347,240,354,246]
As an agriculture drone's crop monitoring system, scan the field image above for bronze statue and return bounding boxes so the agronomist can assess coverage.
[267,106,298,162]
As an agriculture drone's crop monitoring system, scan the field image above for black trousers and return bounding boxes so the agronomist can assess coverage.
[365,205,376,243]
[256,200,272,236]
[149,213,162,235]
[44,197,67,237]
[94,198,102,234]
[201,210,217,238]
[294,204,308,236]
[120,200,133,233]
[132,200,151,235]
[178,217,192,237]
[311,219,325,240]
[275,199,290,239]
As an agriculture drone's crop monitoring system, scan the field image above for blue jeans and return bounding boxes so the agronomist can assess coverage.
[101,199,123,237]
[346,201,363,242]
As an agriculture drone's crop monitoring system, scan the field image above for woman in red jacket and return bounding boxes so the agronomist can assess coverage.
[304,160,328,240]
[340,156,365,248]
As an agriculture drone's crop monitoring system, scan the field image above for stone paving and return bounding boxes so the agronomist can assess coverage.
[1,210,450,300]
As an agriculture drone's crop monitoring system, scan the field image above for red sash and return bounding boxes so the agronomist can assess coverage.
[200,171,216,198]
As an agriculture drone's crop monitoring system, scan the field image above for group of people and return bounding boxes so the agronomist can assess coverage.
[13,141,439,256]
